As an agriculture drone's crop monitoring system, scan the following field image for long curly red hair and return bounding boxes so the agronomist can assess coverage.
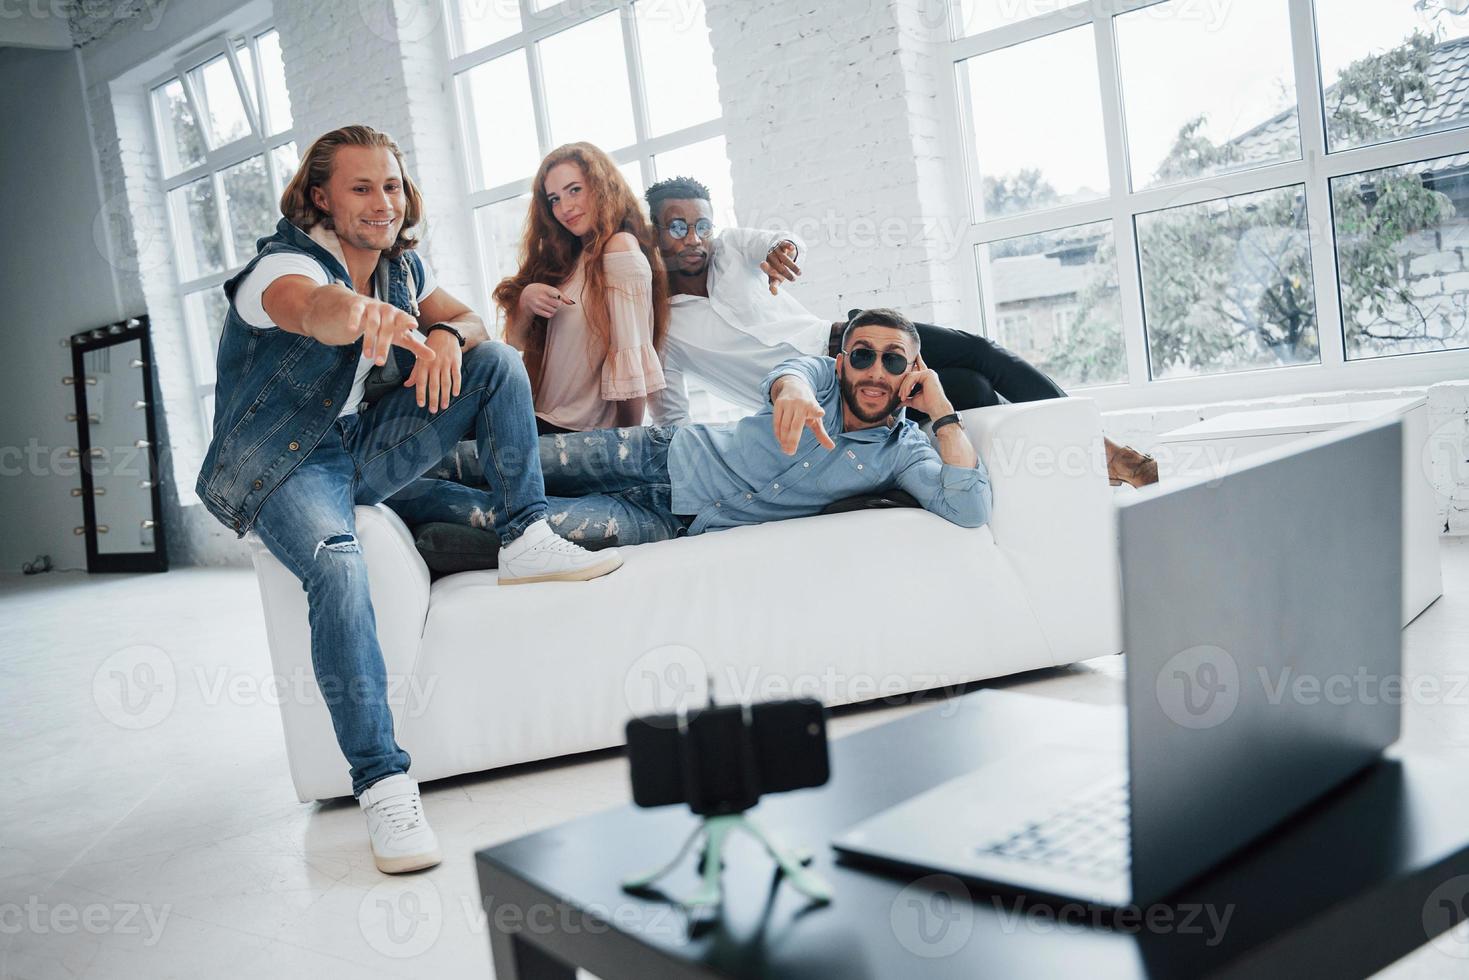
[493,142,669,397]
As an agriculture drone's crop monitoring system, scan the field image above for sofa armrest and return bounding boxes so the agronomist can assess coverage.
[247,503,430,801]
[957,397,1122,662]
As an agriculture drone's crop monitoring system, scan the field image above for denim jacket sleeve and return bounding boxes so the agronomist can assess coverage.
[893,433,993,529]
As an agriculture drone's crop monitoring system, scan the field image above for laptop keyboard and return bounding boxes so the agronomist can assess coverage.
[977,777,1131,879]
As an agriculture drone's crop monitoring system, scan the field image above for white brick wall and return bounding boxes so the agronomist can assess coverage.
[274,0,476,302]
[704,0,964,326]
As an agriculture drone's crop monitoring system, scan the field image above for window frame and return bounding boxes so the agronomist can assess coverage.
[146,19,298,421]
[945,0,1469,410]
[445,0,727,319]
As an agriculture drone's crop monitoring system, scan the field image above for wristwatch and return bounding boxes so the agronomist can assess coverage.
[931,412,964,434]
[425,322,466,348]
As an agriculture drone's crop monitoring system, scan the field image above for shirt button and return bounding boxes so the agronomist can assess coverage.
[288,441,300,451]
[252,479,263,490]
[857,463,864,470]
[323,398,333,407]
[715,502,722,508]
[803,461,810,468]
[745,493,753,500]
[773,483,780,490]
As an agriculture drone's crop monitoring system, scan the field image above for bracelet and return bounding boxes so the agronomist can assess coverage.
[770,239,800,262]
[931,412,963,433]
[425,322,466,348]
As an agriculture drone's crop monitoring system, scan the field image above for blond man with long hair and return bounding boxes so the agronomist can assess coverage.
[493,142,670,432]
[196,125,622,875]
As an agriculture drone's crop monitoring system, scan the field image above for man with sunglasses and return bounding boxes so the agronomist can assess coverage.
[643,176,1157,488]
[398,307,989,543]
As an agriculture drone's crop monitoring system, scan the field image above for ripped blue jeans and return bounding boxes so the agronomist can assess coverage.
[384,425,686,550]
[251,342,552,795]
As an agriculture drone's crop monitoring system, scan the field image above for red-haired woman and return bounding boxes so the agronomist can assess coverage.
[493,142,670,432]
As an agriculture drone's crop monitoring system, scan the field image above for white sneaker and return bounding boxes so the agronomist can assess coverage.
[497,518,623,586]
[359,774,442,874]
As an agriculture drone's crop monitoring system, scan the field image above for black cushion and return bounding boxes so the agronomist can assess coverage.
[819,489,921,515]
[412,522,499,577]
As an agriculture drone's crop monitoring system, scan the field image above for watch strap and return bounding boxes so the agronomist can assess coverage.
[931,412,963,433]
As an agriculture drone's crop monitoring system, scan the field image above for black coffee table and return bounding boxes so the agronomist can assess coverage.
[475,690,1469,979]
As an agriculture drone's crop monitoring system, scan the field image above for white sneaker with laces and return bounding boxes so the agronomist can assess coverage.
[497,518,623,586]
[359,773,442,874]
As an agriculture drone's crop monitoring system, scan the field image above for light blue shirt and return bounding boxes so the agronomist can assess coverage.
[667,355,992,534]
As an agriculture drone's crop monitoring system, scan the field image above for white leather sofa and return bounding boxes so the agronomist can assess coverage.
[250,397,1122,801]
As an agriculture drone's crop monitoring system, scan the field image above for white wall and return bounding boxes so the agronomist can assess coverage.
[704,0,964,325]
[0,46,124,571]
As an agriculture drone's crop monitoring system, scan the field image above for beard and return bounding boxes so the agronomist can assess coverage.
[839,372,901,423]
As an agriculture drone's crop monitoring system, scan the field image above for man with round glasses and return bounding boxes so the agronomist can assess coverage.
[643,175,1157,488]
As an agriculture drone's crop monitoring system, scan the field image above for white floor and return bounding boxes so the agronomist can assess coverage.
[4,540,1469,979]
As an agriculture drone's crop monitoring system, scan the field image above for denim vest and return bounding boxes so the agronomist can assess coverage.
[195,218,425,536]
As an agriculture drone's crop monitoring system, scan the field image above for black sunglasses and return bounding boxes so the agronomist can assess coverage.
[842,347,912,375]
[664,217,714,240]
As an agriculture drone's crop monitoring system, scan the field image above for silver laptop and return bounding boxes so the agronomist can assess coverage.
[833,419,1405,907]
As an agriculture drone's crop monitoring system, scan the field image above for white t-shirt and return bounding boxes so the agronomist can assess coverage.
[233,252,438,418]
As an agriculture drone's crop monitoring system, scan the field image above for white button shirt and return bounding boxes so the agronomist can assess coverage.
[648,227,832,426]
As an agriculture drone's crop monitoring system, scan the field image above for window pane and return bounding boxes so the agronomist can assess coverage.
[271,142,299,197]
[233,40,258,121]
[152,78,205,176]
[637,0,720,136]
[619,159,645,198]
[539,13,637,151]
[654,135,735,228]
[1316,0,1469,153]
[977,221,1126,388]
[958,26,1108,220]
[169,176,225,279]
[188,53,253,148]
[452,0,521,52]
[221,155,274,265]
[474,195,532,322]
[1136,185,1319,379]
[1332,153,1469,359]
[255,30,293,133]
[185,287,230,384]
[458,50,541,190]
[1115,0,1299,190]
[953,0,1086,37]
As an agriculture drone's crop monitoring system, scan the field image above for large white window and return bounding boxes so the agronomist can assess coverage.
[148,24,297,426]
[447,0,731,320]
[948,0,1469,405]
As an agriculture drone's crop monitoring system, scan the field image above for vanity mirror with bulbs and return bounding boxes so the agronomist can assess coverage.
[65,315,168,573]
